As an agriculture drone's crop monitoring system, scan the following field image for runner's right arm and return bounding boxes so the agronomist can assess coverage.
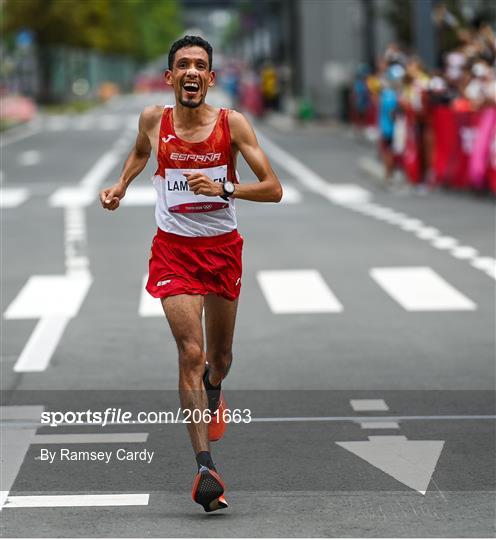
[99,108,154,211]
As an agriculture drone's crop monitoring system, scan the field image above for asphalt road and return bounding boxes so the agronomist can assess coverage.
[1,91,495,537]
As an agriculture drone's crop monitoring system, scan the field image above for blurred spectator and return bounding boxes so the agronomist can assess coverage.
[350,13,496,194]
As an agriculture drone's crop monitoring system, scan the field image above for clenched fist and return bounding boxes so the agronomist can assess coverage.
[100,183,126,211]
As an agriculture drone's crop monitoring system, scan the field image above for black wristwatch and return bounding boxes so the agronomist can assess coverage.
[221,181,235,201]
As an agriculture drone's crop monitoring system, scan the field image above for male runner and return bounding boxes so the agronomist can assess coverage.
[100,35,282,512]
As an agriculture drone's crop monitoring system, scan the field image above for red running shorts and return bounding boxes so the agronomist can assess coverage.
[146,228,243,301]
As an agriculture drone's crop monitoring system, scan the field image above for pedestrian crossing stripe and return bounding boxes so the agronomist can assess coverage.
[370,267,476,311]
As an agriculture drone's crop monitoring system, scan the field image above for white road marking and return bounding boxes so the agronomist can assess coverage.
[74,116,93,130]
[6,414,495,427]
[325,184,371,204]
[431,236,458,250]
[99,115,121,130]
[336,436,445,495]
[49,150,120,207]
[0,188,29,208]
[360,421,400,429]
[350,399,389,411]
[4,494,150,508]
[32,433,148,444]
[257,269,343,314]
[4,274,92,372]
[451,246,478,260]
[139,274,163,317]
[0,121,41,147]
[415,227,440,240]
[471,257,496,272]
[279,184,302,204]
[45,116,69,131]
[399,218,424,232]
[18,150,41,166]
[370,267,476,311]
[122,186,156,206]
[4,274,92,319]
[1,406,43,509]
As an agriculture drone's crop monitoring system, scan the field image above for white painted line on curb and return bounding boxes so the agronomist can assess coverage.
[257,269,343,314]
[4,493,150,508]
[370,267,476,311]
[350,399,389,411]
[32,433,149,444]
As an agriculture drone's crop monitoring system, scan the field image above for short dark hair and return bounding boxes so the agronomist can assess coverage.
[168,35,213,71]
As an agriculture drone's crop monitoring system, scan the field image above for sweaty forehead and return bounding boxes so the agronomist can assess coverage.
[174,46,209,66]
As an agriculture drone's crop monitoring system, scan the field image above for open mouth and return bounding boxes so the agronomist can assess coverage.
[183,81,200,95]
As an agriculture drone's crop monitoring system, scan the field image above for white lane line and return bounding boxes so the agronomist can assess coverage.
[451,246,478,259]
[64,206,90,273]
[18,150,41,166]
[122,186,156,206]
[5,414,495,427]
[257,269,343,314]
[32,433,148,444]
[471,257,496,272]
[99,115,121,130]
[139,274,163,317]
[4,494,150,508]
[350,399,389,411]
[370,267,476,311]
[326,184,371,204]
[431,236,458,250]
[249,415,495,422]
[360,421,400,429]
[0,188,29,208]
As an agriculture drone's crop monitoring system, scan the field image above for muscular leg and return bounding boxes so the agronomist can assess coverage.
[204,295,239,386]
[161,294,208,454]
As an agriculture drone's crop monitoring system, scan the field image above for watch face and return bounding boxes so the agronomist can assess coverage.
[224,181,235,195]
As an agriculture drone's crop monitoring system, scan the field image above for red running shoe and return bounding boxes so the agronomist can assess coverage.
[192,466,228,512]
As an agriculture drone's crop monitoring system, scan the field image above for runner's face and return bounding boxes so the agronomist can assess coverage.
[165,46,215,109]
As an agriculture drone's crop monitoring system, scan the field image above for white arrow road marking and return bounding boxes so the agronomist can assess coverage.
[4,494,150,508]
[257,269,343,314]
[139,274,163,317]
[4,274,92,372]
[370,267,476,311]
[0,188,29,208]
[1,406,43,510]
[336,435,445,495]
